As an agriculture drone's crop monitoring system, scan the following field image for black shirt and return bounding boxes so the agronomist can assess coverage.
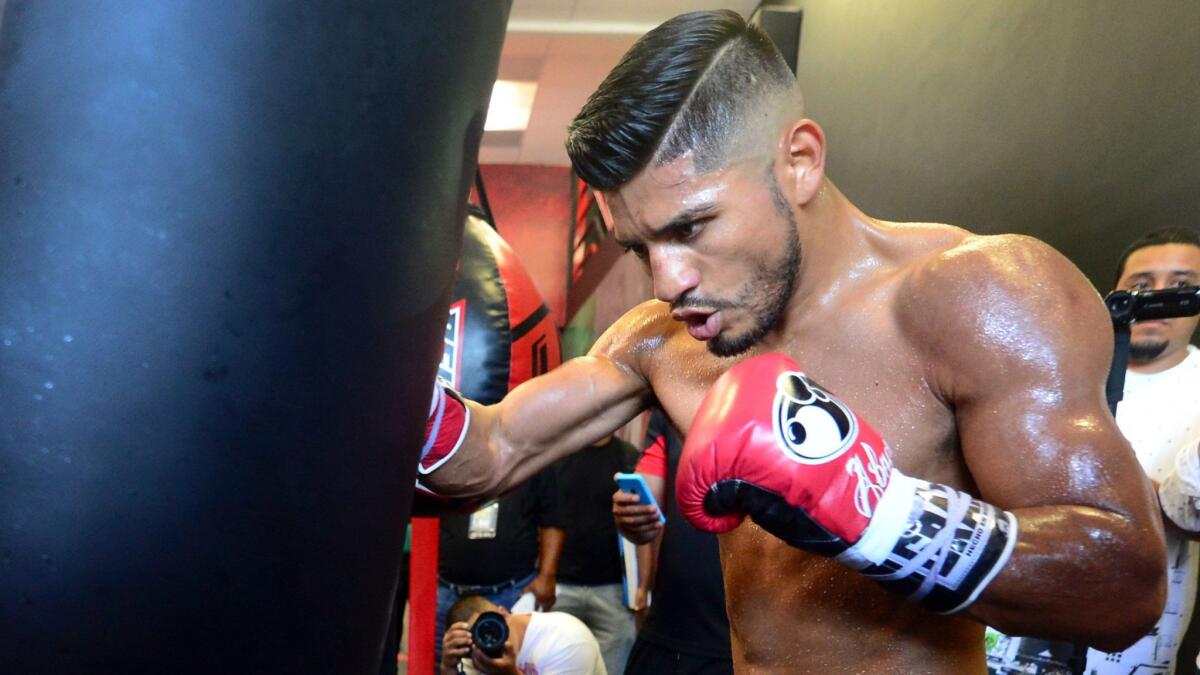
[638,410,733,660]
[553,436,640,585]
[438,466,561,586]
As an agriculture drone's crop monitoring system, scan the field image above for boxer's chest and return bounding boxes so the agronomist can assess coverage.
[650,294,967,488]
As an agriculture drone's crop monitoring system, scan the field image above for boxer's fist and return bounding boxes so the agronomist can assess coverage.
[676,353,894,555]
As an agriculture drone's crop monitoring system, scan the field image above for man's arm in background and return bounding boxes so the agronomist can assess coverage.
[525,465,565,610]
[1159,438,1200,539]
[527,526,564,610]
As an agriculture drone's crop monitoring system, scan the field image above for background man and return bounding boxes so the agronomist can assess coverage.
[551,435,640,675]
[420,10,1166,672]
[614,410,733,674]
[435,467,563,664]
[441,595,607,675]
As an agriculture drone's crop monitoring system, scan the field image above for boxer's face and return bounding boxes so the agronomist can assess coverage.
[605,155,801,357]
[1116,242,1200,367]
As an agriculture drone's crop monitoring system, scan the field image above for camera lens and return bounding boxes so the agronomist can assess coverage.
[471,611,509,658]
[1105,290,1134,324]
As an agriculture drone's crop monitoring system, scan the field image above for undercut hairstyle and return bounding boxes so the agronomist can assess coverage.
[446,595,498,628]
[566,10,800,190]
[1114,227,1200,285]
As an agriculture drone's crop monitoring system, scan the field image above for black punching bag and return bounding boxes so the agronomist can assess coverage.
[0,2,510,673]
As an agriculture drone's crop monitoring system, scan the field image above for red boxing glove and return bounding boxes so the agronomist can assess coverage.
[677,353,1017,613]
[676,353,893,553]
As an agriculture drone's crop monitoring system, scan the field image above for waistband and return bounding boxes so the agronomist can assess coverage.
[438,574,528,597]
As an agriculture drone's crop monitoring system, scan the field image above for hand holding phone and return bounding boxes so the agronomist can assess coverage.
[614,472,666,525]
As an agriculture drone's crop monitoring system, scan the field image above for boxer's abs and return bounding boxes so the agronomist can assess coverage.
[720,526,987,673]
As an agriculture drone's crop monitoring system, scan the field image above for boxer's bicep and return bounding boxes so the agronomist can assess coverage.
[906,235,1165,644]
[907,235,1137,508]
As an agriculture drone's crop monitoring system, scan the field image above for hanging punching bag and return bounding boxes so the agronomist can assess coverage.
[410,211,561,670]
[0,2,510,674]
[440,213,563,401]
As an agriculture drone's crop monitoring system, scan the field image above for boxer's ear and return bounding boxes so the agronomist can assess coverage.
[779,118,826,206]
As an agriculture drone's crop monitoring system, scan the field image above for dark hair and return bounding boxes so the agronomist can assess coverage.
[446,595,497,628]
[1114,227,1200,285]
[566,10,796,190]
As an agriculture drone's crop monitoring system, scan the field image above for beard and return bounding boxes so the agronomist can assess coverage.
[1129,339,1169,364]
[704,178,801,358]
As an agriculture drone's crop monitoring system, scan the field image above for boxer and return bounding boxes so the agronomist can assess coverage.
[419,10,1165,673]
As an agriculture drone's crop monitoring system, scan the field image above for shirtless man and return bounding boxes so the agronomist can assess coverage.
[418,10,1166,673]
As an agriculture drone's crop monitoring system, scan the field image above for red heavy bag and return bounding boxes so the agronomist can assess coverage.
[409,212,561,675]
[440,212,561,401]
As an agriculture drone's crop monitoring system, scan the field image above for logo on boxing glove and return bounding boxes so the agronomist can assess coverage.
[772,372,859,465]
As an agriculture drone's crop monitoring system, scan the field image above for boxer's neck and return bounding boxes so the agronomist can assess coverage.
[782,183,888,323]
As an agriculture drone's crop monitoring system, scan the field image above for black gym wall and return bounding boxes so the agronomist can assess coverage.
[770,0,1200,294]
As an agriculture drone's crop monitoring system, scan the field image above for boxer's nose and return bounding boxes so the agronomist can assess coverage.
[650,246,700,304]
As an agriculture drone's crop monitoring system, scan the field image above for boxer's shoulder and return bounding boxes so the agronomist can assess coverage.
[587,300,679,371]
[918,232,1072,275]
[896,233,1109,393]
[898,233,1088,316]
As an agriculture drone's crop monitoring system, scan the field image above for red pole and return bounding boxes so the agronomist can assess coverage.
[408,516,440,675]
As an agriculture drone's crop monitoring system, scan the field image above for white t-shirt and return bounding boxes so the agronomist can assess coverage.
[515,612,607,675]
[1086,345,1200,675]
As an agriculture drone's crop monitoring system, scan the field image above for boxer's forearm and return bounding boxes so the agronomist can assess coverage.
[967,504,1165,652]
[424,355,649,497]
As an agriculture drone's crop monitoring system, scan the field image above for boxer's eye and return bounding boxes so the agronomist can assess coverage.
[673,218,708,242]
[623,243,649,260]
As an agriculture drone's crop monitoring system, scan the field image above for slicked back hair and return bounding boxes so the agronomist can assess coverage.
[1114,227,1200,286]
[566,10,799,190]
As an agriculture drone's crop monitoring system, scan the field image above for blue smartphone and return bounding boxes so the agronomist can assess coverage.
[614,472,666,524]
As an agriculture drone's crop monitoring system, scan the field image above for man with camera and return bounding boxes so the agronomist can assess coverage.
[1085,228,1200,673]
[440,595,607,675]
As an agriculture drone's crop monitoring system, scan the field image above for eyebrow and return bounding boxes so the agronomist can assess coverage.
[1127,270,1199,277]
[613,203,717,250]
[1124,270,1200,283]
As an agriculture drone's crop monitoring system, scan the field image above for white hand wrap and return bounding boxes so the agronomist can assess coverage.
[836,470,1018,613]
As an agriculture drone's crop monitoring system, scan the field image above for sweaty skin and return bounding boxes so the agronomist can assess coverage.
[424,121,1165,673]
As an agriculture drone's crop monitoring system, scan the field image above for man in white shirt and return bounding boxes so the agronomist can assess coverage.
[441,595,607,675]
[1086,227,1200,674]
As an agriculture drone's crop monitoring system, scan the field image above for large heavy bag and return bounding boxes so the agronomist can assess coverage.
[0,2,510,673]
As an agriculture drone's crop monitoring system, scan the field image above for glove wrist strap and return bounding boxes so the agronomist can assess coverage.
[837,470,1018,613]
[419,379,470,475]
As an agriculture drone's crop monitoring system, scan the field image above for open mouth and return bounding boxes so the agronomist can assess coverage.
[675,310,722,341]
